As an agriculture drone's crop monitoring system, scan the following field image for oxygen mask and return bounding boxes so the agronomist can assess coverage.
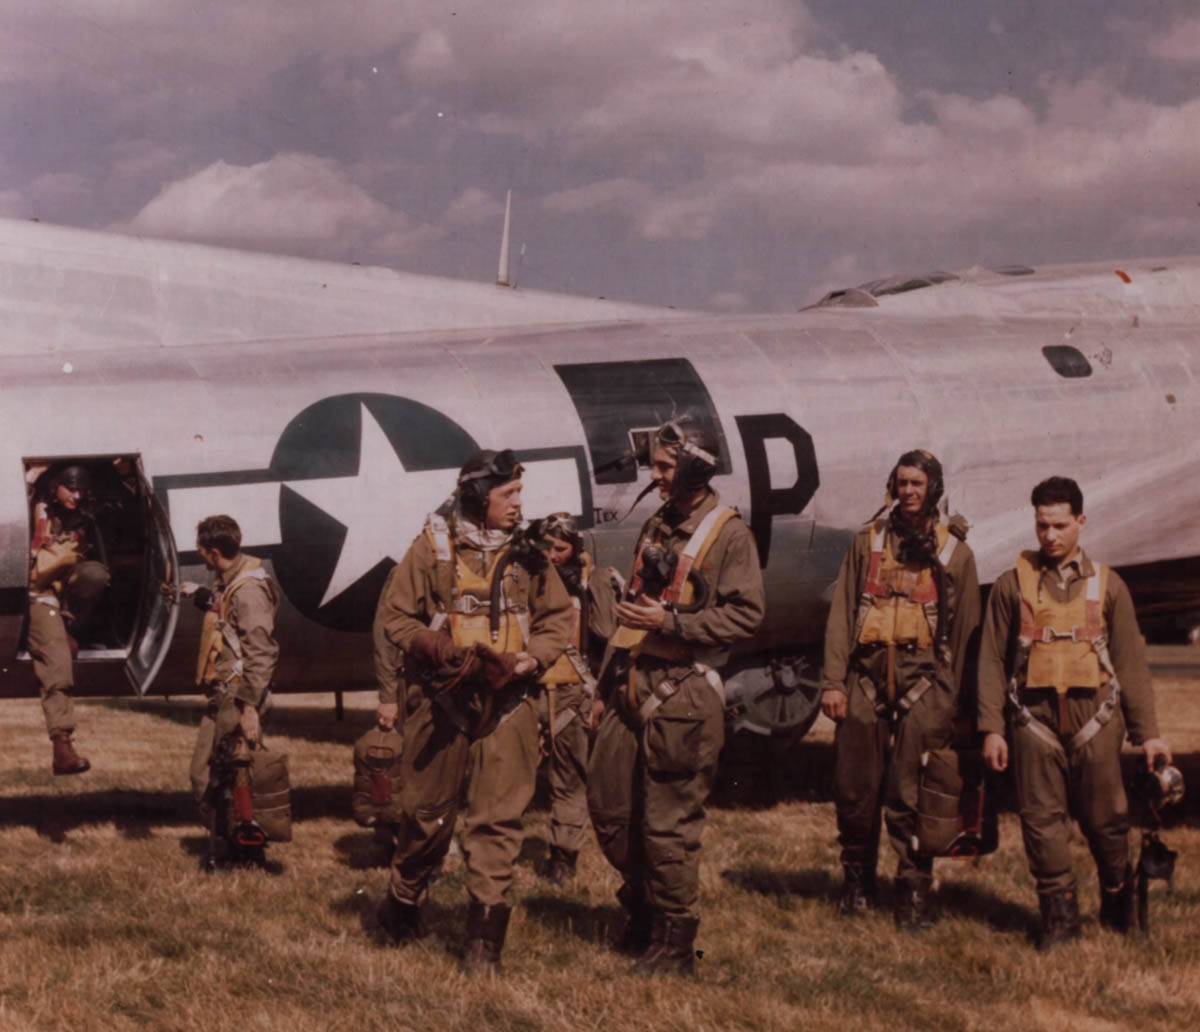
[1139,755,1185,819]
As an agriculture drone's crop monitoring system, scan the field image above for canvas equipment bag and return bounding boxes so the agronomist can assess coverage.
[352,727,405,827]
[916,746,997,859]
[236,741,292,843]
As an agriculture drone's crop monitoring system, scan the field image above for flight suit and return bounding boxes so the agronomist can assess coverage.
[189,553,281,806]
[587,491,765,921]
[27,501,111,736]
[536,554,602,865]
[977,551,1158,899]
[376,525,572,907]
[821,520,980,891]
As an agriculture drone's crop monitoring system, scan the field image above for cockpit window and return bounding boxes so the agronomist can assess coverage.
[554,357,730,484]
[861,271,959,297]
[811,270,958,308]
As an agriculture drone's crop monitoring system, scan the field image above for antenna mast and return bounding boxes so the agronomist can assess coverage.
[496,189,512,287]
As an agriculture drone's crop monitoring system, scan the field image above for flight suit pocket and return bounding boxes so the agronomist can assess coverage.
[645,711,720,777]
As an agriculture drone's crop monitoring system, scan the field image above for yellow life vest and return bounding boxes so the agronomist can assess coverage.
[611,504,738,658]
[195,557,269,686]
[424,521,527,655]
[1016,551,1108,694]
[856,521,953,648]
[29,501,84,594]
[541,553,592,685]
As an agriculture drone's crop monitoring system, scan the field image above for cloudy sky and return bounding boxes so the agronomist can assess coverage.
[3,1,1199,312]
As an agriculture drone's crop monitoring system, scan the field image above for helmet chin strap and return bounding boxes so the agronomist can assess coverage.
[617,478,661,523]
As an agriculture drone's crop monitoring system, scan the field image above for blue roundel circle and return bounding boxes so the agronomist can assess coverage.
[269,393,478,632]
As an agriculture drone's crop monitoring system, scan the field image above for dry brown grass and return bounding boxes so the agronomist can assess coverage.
[2,674,1199,1032]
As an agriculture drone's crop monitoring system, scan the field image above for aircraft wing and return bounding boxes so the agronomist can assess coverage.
[0,216,687,358]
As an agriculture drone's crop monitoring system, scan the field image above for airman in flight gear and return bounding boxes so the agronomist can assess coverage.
[587,416,765,976]
[978,477,1171,949]
[820,450,980,930]
[184,514,281,863]
[531,512,608,886]
[373,449,572,974]
[27,463,112,775]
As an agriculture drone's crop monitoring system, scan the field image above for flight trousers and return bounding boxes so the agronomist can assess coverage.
[833,650,956,883]
[1011,693,1130,896]
[26,560,110,736]
[537,681,591,854]
[389,688,540,907]
[587,659,724,919]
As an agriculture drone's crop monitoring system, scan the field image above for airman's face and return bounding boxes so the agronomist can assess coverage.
[894,465,928,519]
[545,537,575,567]
[55,484,83,510]
[485,478,523,531]
[195,540,220,572]
[1035,503,1086,562]
[651,446,677,501]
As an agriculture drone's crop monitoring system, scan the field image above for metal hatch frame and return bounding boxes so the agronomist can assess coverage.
[124,458,180,695]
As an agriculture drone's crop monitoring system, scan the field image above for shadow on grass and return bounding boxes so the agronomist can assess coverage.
[722,863,1040,940]
[721,864,839,902]
[518,832,549,872]
[935,879,1038,938]
[91,696,371,747]
[0,785,354,840]
[332,828,394,870]
[331,890,462,953]
[175,834,286,876]
[524,894,624,946]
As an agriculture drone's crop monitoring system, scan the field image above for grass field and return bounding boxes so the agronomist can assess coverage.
[2,676,1199,1032]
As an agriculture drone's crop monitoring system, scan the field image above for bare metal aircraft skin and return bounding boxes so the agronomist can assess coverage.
[2,219,1198,736]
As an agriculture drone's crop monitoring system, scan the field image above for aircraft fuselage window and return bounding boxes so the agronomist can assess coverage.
[554,358,731,484]
[1042,345,1093,378]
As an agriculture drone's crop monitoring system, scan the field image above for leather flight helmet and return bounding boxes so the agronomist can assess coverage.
[49,463,92,497]
[653,415,720,498]
[456,448,524,520]
[538,511,582,554]
[886,449,944,515]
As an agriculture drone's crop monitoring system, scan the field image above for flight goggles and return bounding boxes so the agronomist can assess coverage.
[540,511,580,543]
[653,420,718,467]
[457,448,523,485]
[627,420,718,470]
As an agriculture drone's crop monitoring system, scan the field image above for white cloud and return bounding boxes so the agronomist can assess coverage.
[444,187,503,228]
[0,189,33,218]
[30,171,92,209]
[542,179,655,217]
[1147,16,1200,62]
[5,1,1200,307]
[116,153,439,262]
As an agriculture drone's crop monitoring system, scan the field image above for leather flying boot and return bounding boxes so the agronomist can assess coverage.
[836,864,877,916]
[461,901,511,975]
[614,882,652,955]
[893,875,934,932]
[51,732,90,776]
[631,912,700,976]
[546,846,578,886]
[1037,889,1082,950]
[1099,864,1135,934]
[377,894,428,946]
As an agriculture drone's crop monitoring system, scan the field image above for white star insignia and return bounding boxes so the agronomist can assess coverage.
[286,403,448,607]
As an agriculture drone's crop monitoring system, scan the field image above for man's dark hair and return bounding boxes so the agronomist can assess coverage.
[1030,477,1083,516]
[196,514,242,559]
